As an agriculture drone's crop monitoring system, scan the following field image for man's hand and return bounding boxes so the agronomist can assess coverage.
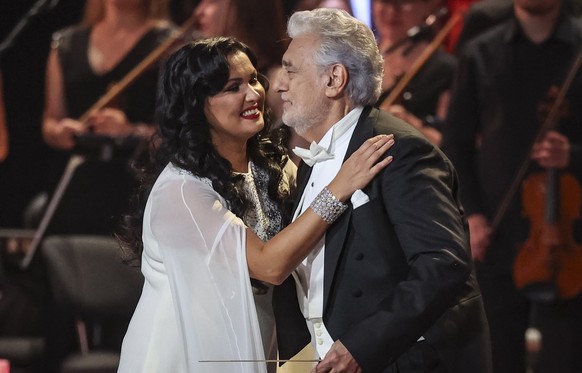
[531,130,570,169]
[312,340,362,373]
[387,104,423,129]
[467,214,491,262]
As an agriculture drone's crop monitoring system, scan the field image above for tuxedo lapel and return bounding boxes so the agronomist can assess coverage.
[291,161,313,216]
[344,106,377,162]
[323,107,377,311]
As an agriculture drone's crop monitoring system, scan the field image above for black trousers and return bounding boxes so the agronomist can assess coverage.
[477,267,582,373]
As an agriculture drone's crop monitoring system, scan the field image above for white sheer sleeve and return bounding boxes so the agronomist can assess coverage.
[143,165,266,372]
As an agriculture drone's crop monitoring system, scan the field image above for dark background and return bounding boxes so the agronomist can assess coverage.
[0,0,204,228]
[0,0,87,228]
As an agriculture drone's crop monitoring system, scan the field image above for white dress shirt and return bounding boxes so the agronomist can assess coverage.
[292,107,363,358]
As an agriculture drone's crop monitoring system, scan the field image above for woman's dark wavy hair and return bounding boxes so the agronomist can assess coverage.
[119,37,293,265]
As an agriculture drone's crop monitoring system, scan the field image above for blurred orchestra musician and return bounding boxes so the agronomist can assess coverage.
[442,0,582,370]
[454,0,582,53]
[373,0,458,146]
[38,0,176,236]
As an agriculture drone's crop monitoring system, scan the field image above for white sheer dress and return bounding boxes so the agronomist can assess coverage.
[118,161,296,373]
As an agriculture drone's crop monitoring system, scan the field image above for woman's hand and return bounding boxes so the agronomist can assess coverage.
[248,134,394,284]
[45,118,85,150]
[327,134,394,201]
[88,108,134,136]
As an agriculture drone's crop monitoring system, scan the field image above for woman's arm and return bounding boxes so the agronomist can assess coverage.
[42,49,86,150]
[246,134,394,284]
[42,49,155,150]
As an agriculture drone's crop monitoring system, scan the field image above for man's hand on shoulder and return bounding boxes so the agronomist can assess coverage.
[312,340,362,373]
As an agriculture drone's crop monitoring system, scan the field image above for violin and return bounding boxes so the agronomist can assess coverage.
[515,167,582,301]
[507,52,582,301]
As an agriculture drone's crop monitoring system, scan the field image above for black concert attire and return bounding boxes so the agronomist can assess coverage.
[55,26,166,131]
[274,107,492,373]
[454,0,582,53]
[43,24,174,236]
[442,10,582,373]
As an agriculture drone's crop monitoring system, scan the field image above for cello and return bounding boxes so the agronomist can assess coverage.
[494,50,582,301]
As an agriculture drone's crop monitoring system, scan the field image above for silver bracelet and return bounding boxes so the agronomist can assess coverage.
[310,187,348,224]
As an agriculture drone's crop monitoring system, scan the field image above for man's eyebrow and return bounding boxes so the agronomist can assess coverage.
[282,60,292,68]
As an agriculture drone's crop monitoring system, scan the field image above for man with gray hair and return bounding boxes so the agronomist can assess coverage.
[272,8,492,373]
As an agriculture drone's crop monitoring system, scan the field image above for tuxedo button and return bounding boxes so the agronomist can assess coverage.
[355,253,364,260]
[352,289,363,297]
[316,330,322,337]
[317,339,324,345]
[314,322,322,329]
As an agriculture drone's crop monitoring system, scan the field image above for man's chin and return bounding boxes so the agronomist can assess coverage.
[283,120,300,133]
[281,114,295,128]
[282,113,312,135]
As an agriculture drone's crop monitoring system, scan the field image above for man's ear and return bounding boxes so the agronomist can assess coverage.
[325,64,348,98]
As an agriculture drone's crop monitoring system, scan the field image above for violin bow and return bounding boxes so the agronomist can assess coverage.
[77,12,199,125]
[379,9,464,110]
[19,15,200,269]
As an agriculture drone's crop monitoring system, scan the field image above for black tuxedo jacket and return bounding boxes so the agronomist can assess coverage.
[273,107,492,373]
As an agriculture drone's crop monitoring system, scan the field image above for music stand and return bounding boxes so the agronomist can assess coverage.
[20,135,143,269]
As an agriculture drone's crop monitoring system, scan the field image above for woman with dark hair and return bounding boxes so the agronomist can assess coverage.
[117,37,393,373]
[193,0,288,121]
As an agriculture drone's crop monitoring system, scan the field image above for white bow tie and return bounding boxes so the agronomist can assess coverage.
[291,107,363,167]
[292,141,334,166]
